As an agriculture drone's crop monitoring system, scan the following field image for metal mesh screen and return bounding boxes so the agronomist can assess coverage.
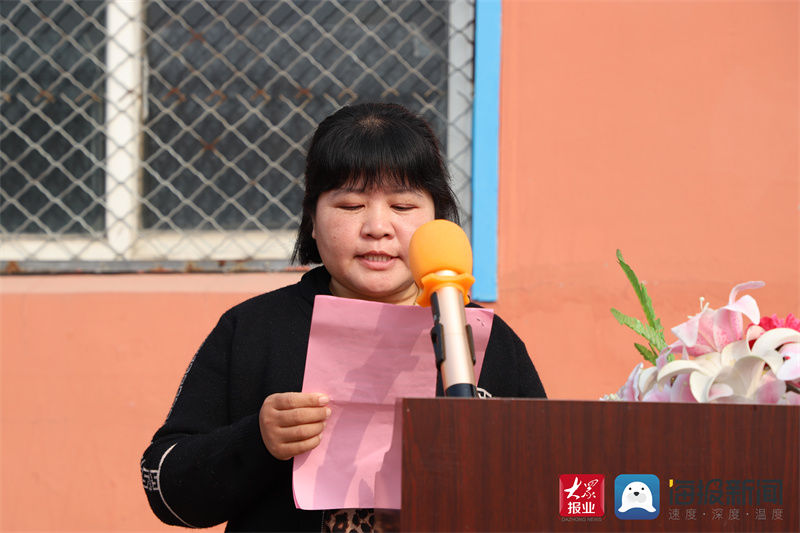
[1,0,475,273]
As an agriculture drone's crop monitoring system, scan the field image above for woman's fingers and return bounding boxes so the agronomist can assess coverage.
[275,420,327,443]
[259,392,331,460]
[270,392,329,410]
[273,435,323,459]
[276,405,331,427]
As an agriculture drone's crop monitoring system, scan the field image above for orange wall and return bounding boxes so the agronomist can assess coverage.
[1,1,798,530]
[1,274,300,531]
[495,0,798,399]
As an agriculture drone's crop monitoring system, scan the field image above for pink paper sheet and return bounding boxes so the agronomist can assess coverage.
[292,295,494,510]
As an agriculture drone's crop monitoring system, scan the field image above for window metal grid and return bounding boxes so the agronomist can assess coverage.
[0,0,475,273]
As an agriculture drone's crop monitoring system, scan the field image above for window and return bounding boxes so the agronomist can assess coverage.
[1,1,106,235]
[1,0,475,271]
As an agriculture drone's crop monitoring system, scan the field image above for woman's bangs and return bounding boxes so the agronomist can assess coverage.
[338,169,418,193]
[331,135,425,193]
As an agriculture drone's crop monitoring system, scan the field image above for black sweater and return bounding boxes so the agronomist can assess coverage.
[141,267,546,531]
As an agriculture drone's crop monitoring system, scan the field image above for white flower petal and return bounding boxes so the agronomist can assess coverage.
[776,349,800,381]
[756,350,786,375]
[731,356,767,398]
[751,328,800,357]
[638,366,658,397]
[689,371,716,402]
[720,340,750,365]
[779,342,800,356]
[657,360,705,384]
[746,325,765,344]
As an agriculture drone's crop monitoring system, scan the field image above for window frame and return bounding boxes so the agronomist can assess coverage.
[1,0,485,271]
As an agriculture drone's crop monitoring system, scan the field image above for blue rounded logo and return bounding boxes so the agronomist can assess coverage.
[614,474,660,520]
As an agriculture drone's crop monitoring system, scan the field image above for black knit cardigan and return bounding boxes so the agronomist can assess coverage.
[141,266,546,531]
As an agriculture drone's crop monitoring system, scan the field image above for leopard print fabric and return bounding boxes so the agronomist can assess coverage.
[321,508,379,533]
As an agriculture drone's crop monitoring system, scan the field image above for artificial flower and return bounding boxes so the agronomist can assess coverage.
[758,313,800,332]
[605,262,799,405]
[656,330,794,403]
[666,281,763,357]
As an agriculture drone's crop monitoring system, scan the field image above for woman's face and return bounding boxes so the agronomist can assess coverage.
[312,184,436,305]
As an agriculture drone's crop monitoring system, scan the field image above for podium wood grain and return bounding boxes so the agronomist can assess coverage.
[377,398,799,532]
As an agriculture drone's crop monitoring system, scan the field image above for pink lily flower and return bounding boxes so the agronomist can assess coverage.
[612,362,657,401]
[642,373,697,403]
[775,341,800,384]
[616,363,644,401]
[754,373,786,404]
[786,391,800,406]
[668,281,764,356]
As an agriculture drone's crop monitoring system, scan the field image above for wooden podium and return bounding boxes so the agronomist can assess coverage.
[376,398,799,532]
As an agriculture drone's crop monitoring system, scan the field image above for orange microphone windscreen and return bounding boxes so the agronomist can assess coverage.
[409,219,473,284]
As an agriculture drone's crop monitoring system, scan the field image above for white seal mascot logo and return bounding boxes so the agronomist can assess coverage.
[618,481,656,513]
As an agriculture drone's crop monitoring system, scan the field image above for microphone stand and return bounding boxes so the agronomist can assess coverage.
[429,291,477,398]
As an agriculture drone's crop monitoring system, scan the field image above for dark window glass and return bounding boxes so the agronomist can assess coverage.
[141,0,449,231]
[0,0,106,234]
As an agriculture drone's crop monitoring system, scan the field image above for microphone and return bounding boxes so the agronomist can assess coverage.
[409,219,477,398]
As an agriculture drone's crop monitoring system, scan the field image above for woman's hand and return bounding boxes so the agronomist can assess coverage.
[258,392,330,460]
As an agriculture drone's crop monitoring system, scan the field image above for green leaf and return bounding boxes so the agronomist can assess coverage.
[616,250,655,326]
[610,308,667,353]
[615,250,668,351]
[634,342,657,365]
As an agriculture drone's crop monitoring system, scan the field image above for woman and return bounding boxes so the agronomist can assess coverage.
[141,103,546,532]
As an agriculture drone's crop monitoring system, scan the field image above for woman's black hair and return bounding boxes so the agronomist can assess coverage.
[292,102,460,264]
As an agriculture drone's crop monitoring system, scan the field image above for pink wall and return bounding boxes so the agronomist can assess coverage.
[1,1,797,529]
